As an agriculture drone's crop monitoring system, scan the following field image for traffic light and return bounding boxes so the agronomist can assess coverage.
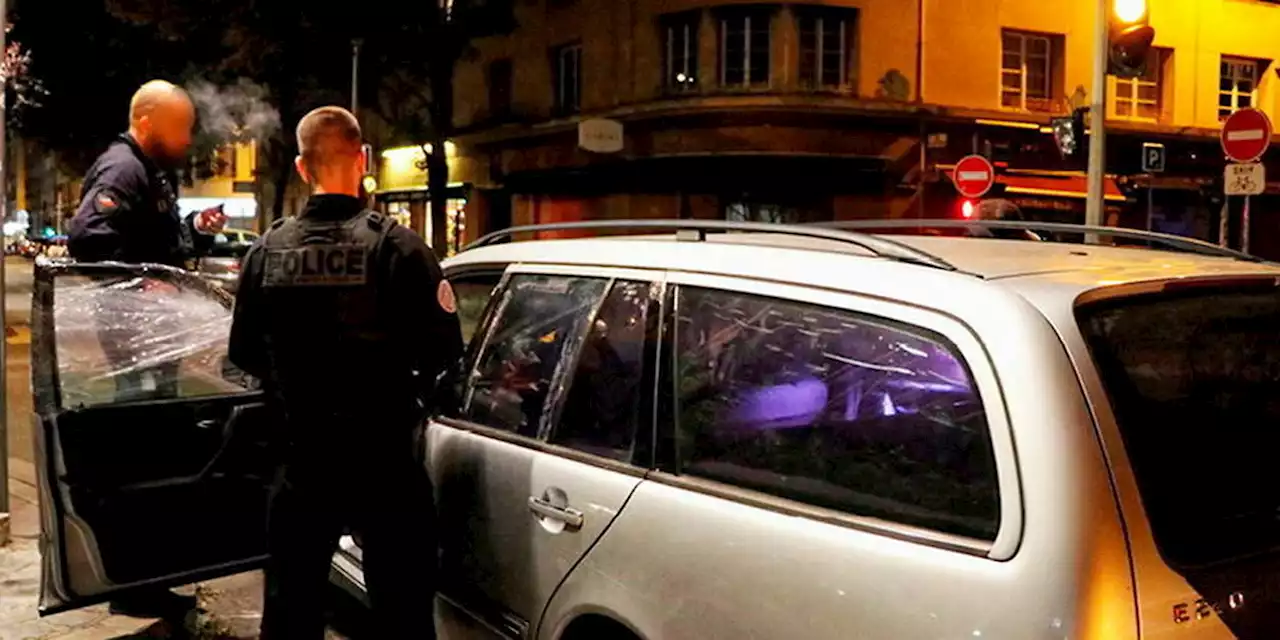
[960,200,976,219]
[1109,0,1155,78]
[1052,107,1088,158]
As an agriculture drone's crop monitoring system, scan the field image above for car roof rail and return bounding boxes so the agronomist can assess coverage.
[463,219,959,270]
[812,219,1263,262]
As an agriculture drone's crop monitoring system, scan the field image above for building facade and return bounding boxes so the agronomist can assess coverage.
[430,0,1280,256]
[181,141,262,231]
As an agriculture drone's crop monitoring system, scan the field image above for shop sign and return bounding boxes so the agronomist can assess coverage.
[578,119,624,154]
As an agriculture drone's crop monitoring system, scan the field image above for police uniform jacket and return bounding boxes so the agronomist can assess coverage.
[228,195,464,447]
[68,133,213,266]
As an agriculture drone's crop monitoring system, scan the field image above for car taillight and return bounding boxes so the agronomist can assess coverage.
[228,261,240,273]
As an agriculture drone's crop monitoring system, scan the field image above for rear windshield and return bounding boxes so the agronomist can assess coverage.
[1078,284,1280,568]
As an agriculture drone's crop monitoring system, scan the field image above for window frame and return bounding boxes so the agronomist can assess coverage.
[1109,48,1167,122]
[796,7,855,90]
[654,270,1023,559]
[551,42,583,115]
[443,263,667,473]
[1000,29,1054,112]
[1219,56,1260,120]
[718,8,773,89]
[662,11,701,92]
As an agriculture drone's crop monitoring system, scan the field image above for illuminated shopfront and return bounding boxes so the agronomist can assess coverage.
[373,144,470,255]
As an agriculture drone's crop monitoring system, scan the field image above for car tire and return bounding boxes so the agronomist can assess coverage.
[559,614,641,640]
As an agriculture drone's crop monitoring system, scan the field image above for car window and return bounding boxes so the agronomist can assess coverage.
[451,272,505,344]
[463,274,609,437]
[552,280,655,461]
[673,286,1000,540]
[1079,286,1280,568]
[54,274,253,408]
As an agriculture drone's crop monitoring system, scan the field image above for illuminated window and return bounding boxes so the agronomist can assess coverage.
[1111,49,1167,122]
[1001,30,1055,111]
[1219,57,1260,120]
[798,8,854,89]
[719,9,771,88]
[663,12,699,91]
[552,42,582,114]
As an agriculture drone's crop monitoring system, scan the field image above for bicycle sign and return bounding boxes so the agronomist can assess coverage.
[1225,162,1265,196]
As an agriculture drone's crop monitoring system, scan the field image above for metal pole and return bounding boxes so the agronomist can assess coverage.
[0,0,10,544]
[1219,197,1230,248]
[351,40,362,116]
[1152,181,1162,231]
[1243,195,1251,254]
[1085,0,1109,229]
[917,118,927,218]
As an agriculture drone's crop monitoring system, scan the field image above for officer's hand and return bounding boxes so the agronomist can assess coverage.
[140,279,180,296]
[194,205,228,235]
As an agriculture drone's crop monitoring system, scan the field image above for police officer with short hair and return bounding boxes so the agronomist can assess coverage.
[229,106,463,639]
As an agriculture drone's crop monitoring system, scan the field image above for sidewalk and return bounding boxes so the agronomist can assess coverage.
[0,457,162,640]
[0,459,359,640]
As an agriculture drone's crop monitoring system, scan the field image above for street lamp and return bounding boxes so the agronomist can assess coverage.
[1113,0,1145,24]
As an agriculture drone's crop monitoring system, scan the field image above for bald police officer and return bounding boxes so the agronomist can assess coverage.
[68,80,228,619]
[70,80,227,266]
[229,106,463,639]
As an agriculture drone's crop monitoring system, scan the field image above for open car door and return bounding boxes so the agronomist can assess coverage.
[31,259,274,615]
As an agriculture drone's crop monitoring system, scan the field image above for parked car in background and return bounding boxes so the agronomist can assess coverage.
[196,228,260,292]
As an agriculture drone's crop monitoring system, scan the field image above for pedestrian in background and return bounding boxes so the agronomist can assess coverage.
[229,106,463,639]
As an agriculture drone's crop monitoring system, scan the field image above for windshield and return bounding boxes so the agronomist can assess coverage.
[1078,284,1280,568]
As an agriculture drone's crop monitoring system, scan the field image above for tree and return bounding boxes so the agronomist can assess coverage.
[2,27,47,130]
[363,0,515,256]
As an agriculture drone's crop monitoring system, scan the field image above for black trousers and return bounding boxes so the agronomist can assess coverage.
[260,444,437,640]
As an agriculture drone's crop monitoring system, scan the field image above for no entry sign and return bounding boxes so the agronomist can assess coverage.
[952,154,995,198]
[1221,108,1273,163]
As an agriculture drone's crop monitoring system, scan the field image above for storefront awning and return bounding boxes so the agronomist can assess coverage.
[997,174,1127,202]
[941,170,1127,202]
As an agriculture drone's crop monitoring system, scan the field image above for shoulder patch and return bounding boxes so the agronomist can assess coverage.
[95,194,118,213]
[437,279,457,314]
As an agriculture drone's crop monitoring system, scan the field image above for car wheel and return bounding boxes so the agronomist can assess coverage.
[559,614,641,640]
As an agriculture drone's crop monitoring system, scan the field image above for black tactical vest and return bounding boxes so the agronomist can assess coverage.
[256,209,402,417]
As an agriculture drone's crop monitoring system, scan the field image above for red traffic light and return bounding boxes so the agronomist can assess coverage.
[961,200,976,219]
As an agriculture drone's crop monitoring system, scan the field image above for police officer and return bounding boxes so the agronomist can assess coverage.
[229,106,463,639]
[66,80,228,619]
[69,80,227,266]
[68,80,228,402]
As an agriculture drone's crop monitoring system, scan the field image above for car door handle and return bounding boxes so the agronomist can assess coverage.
[196,419,221,430]
[527,496,585,530]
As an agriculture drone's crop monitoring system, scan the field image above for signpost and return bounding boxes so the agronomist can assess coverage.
[952,154,995,199]
[1141,142,1165,231]
[1220,108,1273,251]
[1222,108,1272,163]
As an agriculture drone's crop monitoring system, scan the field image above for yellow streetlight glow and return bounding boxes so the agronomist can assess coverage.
[1114,0,1145,24]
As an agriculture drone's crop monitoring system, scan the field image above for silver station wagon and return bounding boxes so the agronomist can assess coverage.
[27,219,1280,639]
